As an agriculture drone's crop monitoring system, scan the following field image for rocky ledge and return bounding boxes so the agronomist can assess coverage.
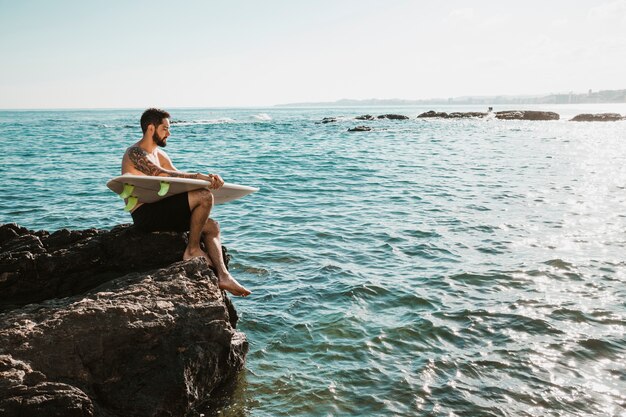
[347,126,372,132]
[570,113,625,122]
[417,111,487,119]
[376,114,409,120]
[417,110,560,120]
[495,110,560,121]
[0,223,247,417]
[319,114,409,123]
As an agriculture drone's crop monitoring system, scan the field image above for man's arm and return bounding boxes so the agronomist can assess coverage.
[127,146,198,179]
[126,146,223,188]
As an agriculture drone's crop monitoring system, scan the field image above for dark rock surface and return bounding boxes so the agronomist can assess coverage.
[495,110,560,121]
[0,223,189,310]
[355,114,375,120]
[347,126,372,132]
[418,110,560,120]
[570,113,625,122]
[0,223,247,417]
[417,110,450,118]
[377,114,410,120]
[417,111,488,119]
[447,112,488,119]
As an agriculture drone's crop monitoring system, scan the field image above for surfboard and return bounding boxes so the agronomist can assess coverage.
[107,174,259,211]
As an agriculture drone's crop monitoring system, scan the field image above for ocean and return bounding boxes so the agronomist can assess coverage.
[1,104,625,416]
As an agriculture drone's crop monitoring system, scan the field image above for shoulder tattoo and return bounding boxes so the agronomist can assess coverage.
[127,146,197,179]
[127,146,164,176]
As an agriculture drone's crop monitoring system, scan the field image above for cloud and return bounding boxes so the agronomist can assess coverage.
[444,8,475,24]
[588,0,626,21]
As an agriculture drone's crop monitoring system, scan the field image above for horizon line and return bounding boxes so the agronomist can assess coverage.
[1,88,624,111]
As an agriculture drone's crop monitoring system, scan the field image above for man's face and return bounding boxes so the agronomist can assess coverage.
[152,118,170,147]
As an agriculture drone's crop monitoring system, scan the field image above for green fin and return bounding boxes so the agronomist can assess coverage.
[158,181,170,197]
[124,196,138,212]
[119,183,134,199]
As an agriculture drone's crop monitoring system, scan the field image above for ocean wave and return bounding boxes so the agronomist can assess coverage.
[252,113,272,121]
[171,118,235,125]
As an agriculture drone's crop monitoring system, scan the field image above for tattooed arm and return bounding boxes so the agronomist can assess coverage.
[126,146,201,179]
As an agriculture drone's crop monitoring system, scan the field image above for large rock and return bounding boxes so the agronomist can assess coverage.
[377,114,409,120]
[347,125,372,132]
[570,113,624,122]
[0,223,247,417]
[447,112,488,118]
[0,223,189,310]
[0,354,93,417]
[417,110,488,119]
[495,110,560,120]
[417,110,449,118]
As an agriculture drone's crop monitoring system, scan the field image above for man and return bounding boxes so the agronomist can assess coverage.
[121,108,251,297]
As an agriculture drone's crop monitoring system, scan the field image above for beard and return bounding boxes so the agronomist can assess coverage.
[153,131,167,147]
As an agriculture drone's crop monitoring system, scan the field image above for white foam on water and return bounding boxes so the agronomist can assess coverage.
[172,118,236,126]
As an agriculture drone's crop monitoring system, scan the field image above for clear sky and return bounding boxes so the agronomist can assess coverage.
[1,0,625,108]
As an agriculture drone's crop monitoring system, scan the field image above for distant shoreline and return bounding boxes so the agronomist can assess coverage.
[1,89,625,111]
[275,89,626,108]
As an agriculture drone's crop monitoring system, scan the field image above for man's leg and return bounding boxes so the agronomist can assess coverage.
[184,189,213,262]
[202,219,251,296]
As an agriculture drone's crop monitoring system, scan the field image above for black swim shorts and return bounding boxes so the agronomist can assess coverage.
[131,192,191,232]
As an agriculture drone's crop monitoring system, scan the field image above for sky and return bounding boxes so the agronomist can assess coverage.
[0,0,625,108]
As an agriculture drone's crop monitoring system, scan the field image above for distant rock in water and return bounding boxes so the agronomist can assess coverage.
[447,112,488,119]
[417,110,488,119]
[495,110,560,121]
[0,223,247,417]
[570,113,624,122]
[348,126,372,132]
[417,110,449,118]
[418,109,561,120]
[377,114,409,120]
[320,117,338,124]
[355,114,375,120]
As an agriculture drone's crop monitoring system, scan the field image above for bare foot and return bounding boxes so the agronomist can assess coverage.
[218,273,251,297]
[183,247,211,264]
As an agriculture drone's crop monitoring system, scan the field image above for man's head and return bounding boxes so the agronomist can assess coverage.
[140,108,171,147]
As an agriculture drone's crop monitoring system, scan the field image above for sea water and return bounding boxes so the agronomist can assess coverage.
[0,105,625,416]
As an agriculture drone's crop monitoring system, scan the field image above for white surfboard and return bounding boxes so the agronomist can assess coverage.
[107,174,258,211]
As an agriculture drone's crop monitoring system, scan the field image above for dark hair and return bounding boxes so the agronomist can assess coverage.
[140,108,170,133]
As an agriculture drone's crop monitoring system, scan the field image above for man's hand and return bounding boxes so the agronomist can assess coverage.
[198,173,224,189]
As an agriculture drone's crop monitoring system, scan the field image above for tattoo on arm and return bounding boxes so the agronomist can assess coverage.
[127,147,197,178]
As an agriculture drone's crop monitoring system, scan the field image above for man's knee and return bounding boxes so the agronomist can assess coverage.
[191,189,214,209]
[203,218,220,236]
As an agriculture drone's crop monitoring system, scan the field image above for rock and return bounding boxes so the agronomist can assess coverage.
[418,110,446,118]
[417,111,449,118]
[377,114,409,120]
[355,115,375,120]
[320,117,337,124]
[570,113,624,122]
[447,112,488,118]
[495,110,560,121]
[0,355,94,417]
[0,224,247,416]
[417,110,488,119]
[0,223,189,311]
[347,126,372,132]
